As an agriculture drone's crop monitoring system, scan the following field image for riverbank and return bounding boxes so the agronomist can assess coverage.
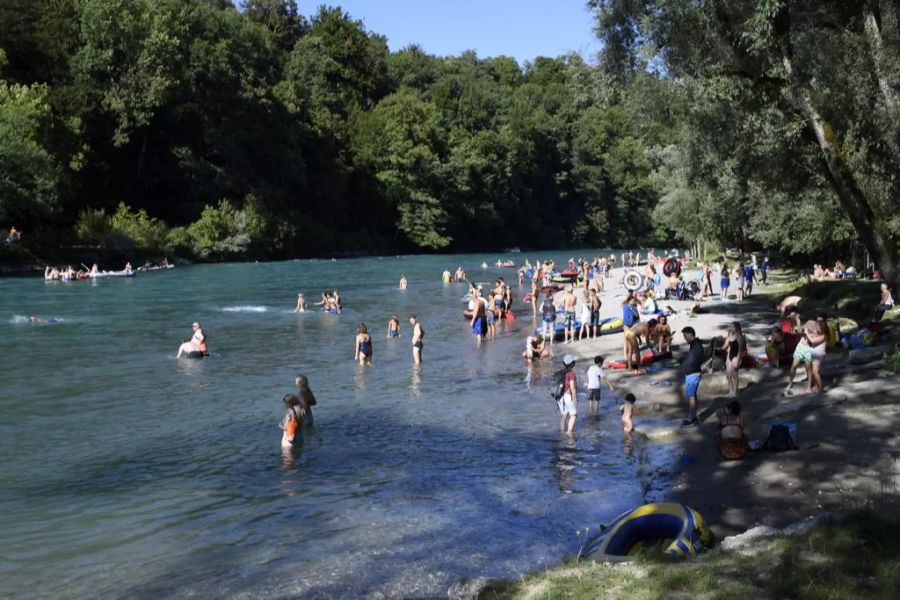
[468,269,899,598]
[469,504,900,598]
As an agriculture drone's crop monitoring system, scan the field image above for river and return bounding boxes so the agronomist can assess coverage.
[0,252,662,598]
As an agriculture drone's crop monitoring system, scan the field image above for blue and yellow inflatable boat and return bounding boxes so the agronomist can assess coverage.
[584,503,712,560]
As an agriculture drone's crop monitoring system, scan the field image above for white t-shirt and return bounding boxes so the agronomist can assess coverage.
[587,364,605,389]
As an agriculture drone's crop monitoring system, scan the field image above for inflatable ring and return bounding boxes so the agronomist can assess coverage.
[584,503,712,560]
[663,257,681,277]
[184,351,208,359]
[623,271,644,291]
[600,317,624,331]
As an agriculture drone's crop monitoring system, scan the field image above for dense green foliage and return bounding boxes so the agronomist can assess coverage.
[591,0,900,290]
[2,1,896,278]
[0,0,673,260]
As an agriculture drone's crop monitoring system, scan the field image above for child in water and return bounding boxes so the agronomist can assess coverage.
[387,315,401,337]
[279,394,305,447]
[620,393,636,433]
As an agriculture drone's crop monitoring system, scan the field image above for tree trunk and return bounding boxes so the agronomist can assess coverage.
[793,84,899,292]
[778,25,900,294]
[863,2,900,153]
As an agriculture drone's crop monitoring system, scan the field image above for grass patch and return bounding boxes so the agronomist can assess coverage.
[483,506,900,599]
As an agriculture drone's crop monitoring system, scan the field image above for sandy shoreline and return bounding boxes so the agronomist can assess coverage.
[533,267,899,540]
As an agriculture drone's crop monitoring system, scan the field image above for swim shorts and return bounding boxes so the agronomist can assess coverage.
[590,311,600,327]
[809,343,826,364]
[684,372,702,397]
[588,388,602,402]
[565,311,576,327]
[793,342,812,364]
[558,393,577,416]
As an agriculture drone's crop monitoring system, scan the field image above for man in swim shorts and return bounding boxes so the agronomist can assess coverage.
[563,286,577,344]
[410,315,424,364]
[680,326,704,426]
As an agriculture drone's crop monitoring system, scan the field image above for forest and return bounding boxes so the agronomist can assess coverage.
[0,1,897,289]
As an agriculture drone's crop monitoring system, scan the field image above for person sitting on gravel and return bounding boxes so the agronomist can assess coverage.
[874,283,894,322]
[716,400,749,460]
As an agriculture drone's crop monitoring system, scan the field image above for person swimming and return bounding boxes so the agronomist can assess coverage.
[177,321,207,357]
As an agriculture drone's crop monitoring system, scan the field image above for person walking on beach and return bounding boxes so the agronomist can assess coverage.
[558,355,578,434]
[680,326,705,426]
[719,262,730,300]
[721,322,746,398]
[563,287,577,344]
[410,315,424,364]
[742,263,758,297]
[589,289,602,337]
[760,256,769,285]
[586,355,614,416]
[354,323,373,365]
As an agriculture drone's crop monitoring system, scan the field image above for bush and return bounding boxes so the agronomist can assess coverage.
[186,198,268,258]
[74,208,111,246]
[75,203,168,253]
[107,203,168,253]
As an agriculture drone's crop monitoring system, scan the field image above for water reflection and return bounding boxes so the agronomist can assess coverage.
[552,434,578,494]
[410,364,422,398]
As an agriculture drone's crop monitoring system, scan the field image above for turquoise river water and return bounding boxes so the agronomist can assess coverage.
[0,252,665,599]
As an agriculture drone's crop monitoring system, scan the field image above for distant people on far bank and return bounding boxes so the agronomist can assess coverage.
[5,226,21,243]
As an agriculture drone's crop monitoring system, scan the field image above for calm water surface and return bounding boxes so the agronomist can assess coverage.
[1,253,660,599]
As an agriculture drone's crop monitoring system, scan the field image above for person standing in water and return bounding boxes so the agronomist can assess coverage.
[354,323,373,365]
[278,394,305,447]
[558,355,578,434]
[387,315,401,337]
[294,374,316,426]
[530,276,539,318]
[294,293,307,312]
[410,315,424,364]
[399,275,408,290]
[470,291,487,343]
[586,355,614,416]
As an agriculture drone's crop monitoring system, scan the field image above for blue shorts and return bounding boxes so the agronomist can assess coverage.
[486,311,495,325]
[684,373,702,397]
[565,311,576,327]
[720,279,730,289]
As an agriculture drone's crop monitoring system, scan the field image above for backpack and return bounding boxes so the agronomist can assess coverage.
[551,368,568,400]
[763,424,798,452]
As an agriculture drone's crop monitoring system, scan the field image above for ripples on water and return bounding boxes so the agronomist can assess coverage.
[0,254,662,598]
